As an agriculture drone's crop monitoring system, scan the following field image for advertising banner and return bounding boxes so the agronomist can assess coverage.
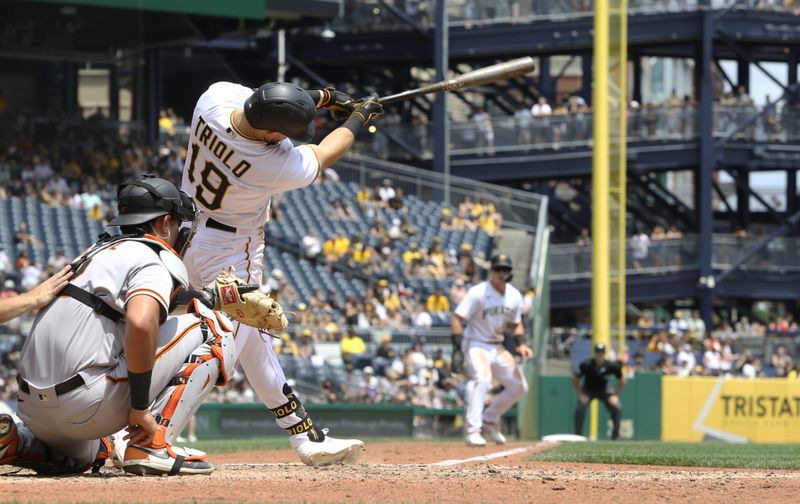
[662,376,800,443]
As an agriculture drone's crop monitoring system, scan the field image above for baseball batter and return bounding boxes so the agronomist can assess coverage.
[0,176,239,475]
[451,254,533,446]
[180,81,382,465]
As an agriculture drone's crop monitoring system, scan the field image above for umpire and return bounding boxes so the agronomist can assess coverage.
[572,343,625,440]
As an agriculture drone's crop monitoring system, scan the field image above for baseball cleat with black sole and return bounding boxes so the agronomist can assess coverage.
[122,444,214,476]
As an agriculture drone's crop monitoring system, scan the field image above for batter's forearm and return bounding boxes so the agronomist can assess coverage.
[314,128,356,168]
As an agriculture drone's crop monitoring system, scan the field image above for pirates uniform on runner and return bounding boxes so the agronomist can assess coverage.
[180,81,382,465]
[452,254,533,447]
[0,177,234,476]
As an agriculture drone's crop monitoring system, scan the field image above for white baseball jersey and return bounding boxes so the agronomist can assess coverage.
[181,82,321,230]
[180,82,327,439]
[20,241,173,385]
[454,281,523,344]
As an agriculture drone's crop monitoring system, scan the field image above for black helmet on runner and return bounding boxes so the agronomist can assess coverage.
[110,175,197,226]
[489,253,514,283]
[243,82,316,142]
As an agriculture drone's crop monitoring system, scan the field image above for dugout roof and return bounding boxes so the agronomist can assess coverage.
[5,0,338,63]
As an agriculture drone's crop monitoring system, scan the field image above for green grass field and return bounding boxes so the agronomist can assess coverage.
[527,441,800,470]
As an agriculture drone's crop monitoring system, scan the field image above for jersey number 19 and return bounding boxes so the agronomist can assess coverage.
[188,143,231,211]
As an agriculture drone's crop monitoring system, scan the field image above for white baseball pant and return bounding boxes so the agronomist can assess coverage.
[463,339,528,435]
[182,223,310,444]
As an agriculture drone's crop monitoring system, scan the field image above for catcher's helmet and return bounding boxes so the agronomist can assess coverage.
[244,82,316,142]
[110,175,196,226]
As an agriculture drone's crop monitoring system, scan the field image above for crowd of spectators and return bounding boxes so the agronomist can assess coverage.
[264,182,503,339]
[582,308,800,380]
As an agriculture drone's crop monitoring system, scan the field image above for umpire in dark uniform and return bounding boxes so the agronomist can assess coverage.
[572,343,626,440]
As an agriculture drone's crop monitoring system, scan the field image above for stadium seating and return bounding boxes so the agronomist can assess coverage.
[0,177,492,308]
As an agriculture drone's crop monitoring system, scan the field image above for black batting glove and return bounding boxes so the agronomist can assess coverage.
[351,95,383,126]
[319,87,358,121]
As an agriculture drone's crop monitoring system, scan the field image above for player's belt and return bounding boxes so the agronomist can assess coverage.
[17,374,85,397]
[206,218,237,233]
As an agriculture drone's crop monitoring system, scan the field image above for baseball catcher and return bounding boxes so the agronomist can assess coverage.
[0,176,243,476]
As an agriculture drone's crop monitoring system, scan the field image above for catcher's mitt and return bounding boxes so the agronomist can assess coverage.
[206,270,289,331]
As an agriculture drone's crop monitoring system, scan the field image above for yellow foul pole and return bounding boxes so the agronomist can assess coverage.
[610,0,628,359]
[592,0,628,441]
[590,0,610,442]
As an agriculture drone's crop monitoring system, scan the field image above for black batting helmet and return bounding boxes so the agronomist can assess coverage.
[244,82,316,142]
[110,175,196,226]
[490,253,513,282]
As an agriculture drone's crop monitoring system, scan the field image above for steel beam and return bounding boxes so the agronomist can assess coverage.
[714,59,737,91]
[697,9,715,329]
[433,0,449,189]
[539,55,553,104]
[378,0,429,37]
[715,208,800,285]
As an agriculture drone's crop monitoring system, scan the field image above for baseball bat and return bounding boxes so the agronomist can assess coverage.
[377,57,536,105]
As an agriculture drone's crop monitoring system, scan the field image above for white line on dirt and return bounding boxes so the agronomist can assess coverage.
[429,446,532,467]
[218,442,554,470]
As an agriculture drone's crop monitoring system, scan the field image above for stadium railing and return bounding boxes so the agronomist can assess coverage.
[337,153,546,233]
[550,233,800,280]
[550,235,699,280]
[712,234,800,273]
[332,0,715,33]
[354,104,800,162]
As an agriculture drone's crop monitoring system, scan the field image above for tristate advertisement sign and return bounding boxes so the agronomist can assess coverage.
[662,376,800,443]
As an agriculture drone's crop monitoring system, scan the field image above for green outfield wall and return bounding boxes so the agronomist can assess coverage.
[536,372,662,440]
[192,403,518,439]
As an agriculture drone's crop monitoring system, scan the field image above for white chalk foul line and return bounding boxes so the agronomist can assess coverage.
[219,442,549,470]
[429,446,531,467]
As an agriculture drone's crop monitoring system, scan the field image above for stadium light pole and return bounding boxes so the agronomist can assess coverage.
[434,0,451,205]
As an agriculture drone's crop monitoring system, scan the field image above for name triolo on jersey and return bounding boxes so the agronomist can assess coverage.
[191,115,251,177]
